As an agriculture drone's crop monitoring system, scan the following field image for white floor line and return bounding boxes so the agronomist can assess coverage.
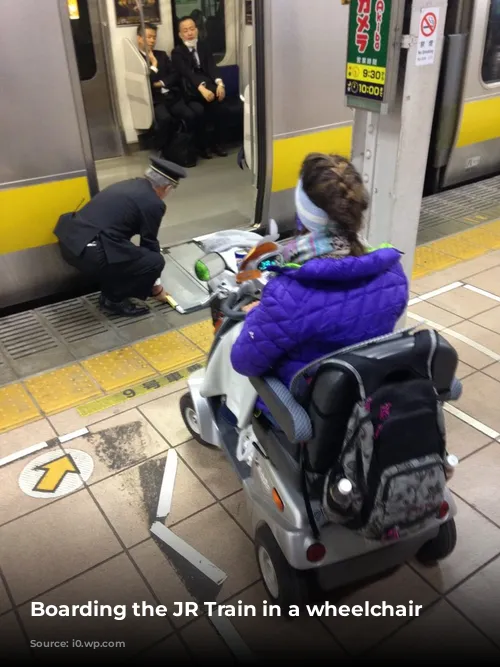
[58,427,89,444]
[156,449,178,518]
[208,613,256,663]
[409,281,463,306]
[0,426,89,470]
[406,312,500,362]
[405,313,446,331]
[150,521,227,586]
[443,403,500,441]
[441,329,500,361]
[0,441,49,468]
[463,284,500,304]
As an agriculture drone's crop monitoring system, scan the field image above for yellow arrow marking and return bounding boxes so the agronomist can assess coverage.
[33,454,80,493]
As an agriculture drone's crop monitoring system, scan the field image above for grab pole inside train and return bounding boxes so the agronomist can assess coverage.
[346,0,449,283]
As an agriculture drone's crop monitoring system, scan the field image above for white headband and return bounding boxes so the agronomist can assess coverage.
[294,178,330,233]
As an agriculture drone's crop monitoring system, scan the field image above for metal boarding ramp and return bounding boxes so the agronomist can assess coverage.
[160,241,210,314]
[159,228,268,314]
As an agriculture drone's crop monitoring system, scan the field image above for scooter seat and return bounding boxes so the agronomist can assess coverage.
[250,329,458,477]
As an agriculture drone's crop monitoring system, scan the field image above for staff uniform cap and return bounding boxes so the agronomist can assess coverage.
[149,157,187,186]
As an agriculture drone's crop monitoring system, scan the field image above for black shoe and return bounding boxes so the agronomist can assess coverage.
[99,295,150,317]
[199,148,213,159]
[212,145,228,157]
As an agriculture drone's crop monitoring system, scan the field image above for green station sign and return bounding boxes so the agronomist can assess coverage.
[345,0,393,103]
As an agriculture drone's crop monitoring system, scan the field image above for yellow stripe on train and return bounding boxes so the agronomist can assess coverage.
[0,176,90,255]
[456,95,500,148]
[271,97,500,194]
[272,124,353,193]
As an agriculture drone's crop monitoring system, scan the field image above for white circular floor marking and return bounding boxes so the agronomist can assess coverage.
[19,449,94,498]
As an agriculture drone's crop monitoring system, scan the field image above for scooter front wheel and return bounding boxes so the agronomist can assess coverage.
[179,393,213,447]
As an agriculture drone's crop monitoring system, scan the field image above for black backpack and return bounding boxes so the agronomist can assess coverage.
[320,329,449,541]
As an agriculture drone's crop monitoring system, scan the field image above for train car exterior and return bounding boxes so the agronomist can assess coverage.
[0,0,98,311]
[1,0,500,311]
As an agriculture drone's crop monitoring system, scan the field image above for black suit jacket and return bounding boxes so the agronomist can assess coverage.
[54,178,166,264]
[141,49,182,105]
[171,40,221,98]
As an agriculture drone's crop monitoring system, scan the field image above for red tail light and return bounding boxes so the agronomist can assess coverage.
[306,543,326,562]
[438,501,449,519]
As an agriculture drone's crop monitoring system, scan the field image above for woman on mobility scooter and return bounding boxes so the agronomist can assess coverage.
[181,153,461,611]
[230,152,409,410]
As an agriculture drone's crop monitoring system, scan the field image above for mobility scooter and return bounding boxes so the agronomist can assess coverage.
[179,245,462,611]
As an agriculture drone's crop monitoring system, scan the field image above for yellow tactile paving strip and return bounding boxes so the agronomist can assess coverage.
[24,364,102,415]
[82,347,157,392]
[133,330,205,373]
[180,319,215,353]
[2,217,500,434]
[412,217,500,279]
[0,383,40,433]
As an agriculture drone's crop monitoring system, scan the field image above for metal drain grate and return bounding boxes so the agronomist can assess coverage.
[149,300,174,315]
[85,293,156,328]
[420,174,500,231]
[37,299,110,344]
[0,312,59,360]
[0,351,16,386]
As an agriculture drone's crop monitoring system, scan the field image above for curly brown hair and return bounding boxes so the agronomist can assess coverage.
[300,153,369,256]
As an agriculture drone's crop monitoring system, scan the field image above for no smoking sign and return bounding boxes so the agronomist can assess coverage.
[421,12,437,38]
[416,6,440,67]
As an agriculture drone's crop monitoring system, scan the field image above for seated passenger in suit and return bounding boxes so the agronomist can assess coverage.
[171,16,229,159]
[137,23,199,157]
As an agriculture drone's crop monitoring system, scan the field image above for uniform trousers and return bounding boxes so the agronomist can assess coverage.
[60,240,165,303]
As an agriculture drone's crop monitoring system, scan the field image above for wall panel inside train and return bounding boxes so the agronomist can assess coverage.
[266,0,353,228]
[0,0,96,309]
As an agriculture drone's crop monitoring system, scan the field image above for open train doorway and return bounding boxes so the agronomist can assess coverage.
[71,0,263,249]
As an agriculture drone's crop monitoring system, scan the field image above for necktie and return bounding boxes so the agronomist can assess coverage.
[191,47,200,68]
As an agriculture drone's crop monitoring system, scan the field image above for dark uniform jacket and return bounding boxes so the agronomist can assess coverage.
[171,40,221,98]
[54,178,165,264]
[141,49,183,105]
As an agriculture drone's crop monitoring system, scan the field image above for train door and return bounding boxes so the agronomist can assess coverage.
[426,0,500,193]
[68,0,125,159]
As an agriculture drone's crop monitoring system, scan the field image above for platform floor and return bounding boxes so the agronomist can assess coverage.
[3,216,500,660]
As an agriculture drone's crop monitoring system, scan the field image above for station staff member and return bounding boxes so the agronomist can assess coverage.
[54,157,186,317]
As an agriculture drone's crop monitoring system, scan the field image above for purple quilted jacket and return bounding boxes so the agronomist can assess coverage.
[230,247,409,397]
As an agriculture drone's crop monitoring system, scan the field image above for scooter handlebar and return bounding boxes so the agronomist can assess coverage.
[220,286,255,322]
[220,290,250,321]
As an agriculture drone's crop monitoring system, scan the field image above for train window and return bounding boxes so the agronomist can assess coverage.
[171,0,226,64]
[67,0,97,81]
[482,0,500,83]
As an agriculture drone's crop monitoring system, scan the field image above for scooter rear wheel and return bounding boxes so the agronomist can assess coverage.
[415,517,457,565]
[179,393,213,447]
[255,524,310,615]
